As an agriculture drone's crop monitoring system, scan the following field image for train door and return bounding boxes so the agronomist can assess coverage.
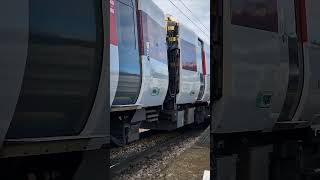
[176,25,200,105]
[113,0,141,105]
[278,0,305,122]
[197,39,205,100]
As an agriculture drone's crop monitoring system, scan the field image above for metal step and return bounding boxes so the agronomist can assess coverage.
[146,114,159,119]
[145,109,158,114]
[111,104,142,112]
[145,109,160,122]
[146,118,158,122]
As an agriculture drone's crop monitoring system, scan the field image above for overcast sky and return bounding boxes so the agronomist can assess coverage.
[152,0,210,43]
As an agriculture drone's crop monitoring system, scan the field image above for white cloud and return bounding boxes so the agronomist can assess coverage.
[152,0,210,43]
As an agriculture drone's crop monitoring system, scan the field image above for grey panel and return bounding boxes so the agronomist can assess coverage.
[300,45,320,125]
[247,145,273,180]
[80,0,109,144]
[72,148,108,180]
[293,0,320,124]
[277,0,304,123]
[0,137,96,158]
[185,108,195,125]
[7,0,102,139]
[0,1,28,146]
[212,0,289,133]
[130,109,146,123]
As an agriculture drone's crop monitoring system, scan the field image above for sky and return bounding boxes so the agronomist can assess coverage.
[152,0,210,44]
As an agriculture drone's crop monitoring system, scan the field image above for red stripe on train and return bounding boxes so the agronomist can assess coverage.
[110,0,118,45]
[202,49,207,76]
[299,0,308,42]
[137,10,145,56]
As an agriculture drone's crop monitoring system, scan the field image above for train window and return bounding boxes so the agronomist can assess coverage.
[117,0,133,7]
[231,0,278,32]
[180,39,197,72]
[113,0,141,105]
[118,2,136,50]
[139,11,167,63]
[7,0,101,138]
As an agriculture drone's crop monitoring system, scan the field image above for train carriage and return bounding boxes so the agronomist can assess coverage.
[149,16,211,130]
[0,0,110,178]
[212,0,320,179]
[111,0,169,108]
[110,0,211,145]
[110,0,170,145]
[212,0,320,134]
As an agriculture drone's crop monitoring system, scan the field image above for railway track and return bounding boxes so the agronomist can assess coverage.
[110,125,208,178]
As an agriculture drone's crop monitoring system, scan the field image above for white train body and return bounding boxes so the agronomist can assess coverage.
[135,0,169,107]
[176,24,201,105]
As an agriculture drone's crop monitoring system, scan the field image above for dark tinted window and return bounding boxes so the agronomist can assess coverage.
[113,0,141,105]
[139,11,167,63]
[118,2,136,50]
[118,0,133,6]
[180,39,197,72]
[7,0,101,138]
[231,0,278,32]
